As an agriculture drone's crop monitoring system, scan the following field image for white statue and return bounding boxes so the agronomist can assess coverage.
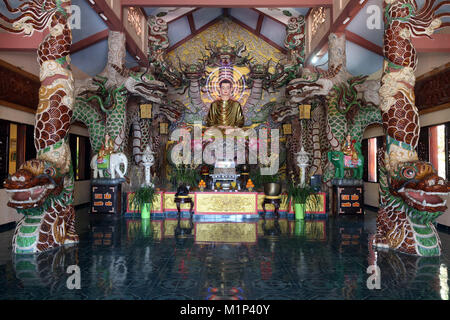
[141,145,155,187]
[296,146,310,187]
[91,152,128,179]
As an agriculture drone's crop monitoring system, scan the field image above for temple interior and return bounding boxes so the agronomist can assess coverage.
[0,0,449,301]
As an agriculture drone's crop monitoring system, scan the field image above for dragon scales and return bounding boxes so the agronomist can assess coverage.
[72,31,168,156]
[1,0,78,253]
[374,0,450,256]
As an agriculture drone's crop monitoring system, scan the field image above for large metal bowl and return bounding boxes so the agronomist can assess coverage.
[264,182,281,196]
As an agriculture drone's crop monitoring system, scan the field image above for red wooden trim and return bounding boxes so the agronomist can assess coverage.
[121,0,333,7]
[187,12,196,33]
[345,30,383,56]
[256,13,264,34]
[71,29,109,54]
[412,34,450,53]
[0,32,45,51]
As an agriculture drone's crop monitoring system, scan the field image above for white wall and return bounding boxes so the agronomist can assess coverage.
[0,104,91,226]
[362,108,450,226]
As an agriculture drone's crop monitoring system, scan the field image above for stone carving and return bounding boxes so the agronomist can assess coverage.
[0,0,78,253]
[91,152,128,179]
[375,0,450,256]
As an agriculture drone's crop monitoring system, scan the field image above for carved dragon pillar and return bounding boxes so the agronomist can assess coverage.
[1,0,78,253]
[375,0,450,256]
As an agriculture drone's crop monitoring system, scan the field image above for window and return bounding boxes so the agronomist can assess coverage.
[69,134,91,181]
[0,119,35,188]
[418,122,449,180]
[368,138,377,182]
[362,136,383,183]
[429,124,448,180]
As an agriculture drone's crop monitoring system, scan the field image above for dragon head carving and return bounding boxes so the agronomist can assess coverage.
[3,159,69,210]
[111,65,168,104]
[387,161,450,215]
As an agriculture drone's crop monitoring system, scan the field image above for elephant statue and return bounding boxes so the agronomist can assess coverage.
[91,153,128,179]
[327,142,364,180]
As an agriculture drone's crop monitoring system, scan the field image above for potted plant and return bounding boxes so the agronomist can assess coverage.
[287,173,321,220]
[170,164,200,194]
[131,185,157,219]
[250,168,280,193]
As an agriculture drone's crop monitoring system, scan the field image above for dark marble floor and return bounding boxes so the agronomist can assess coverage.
[0,208,449,300]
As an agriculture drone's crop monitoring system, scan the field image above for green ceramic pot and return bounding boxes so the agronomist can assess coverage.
[141,218,151,236]
[141,203,151,219]
[294,219,306,236]
[294,203,305,220]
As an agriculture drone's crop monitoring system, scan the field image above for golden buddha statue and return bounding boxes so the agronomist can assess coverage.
[205,80,244,128]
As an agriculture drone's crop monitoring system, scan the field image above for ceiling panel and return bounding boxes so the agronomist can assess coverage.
[346,40,383,76]
[167,16,191,46]
[346,0,383,47]
[193,8,223,30]
[260,17,286,48]
[72,0,108,43]
[125,51,139,69]
[229,8,259,30]
[71,39,108,77]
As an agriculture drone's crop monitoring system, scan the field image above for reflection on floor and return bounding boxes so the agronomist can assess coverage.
[0,208,449,300]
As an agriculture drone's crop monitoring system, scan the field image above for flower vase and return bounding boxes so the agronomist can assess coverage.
[294,203,306,220]
[141,217,151,236]
[141,203,151,219]
[294,219,306,236]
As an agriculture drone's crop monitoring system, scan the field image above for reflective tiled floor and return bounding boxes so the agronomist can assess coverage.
[0,208,449,300]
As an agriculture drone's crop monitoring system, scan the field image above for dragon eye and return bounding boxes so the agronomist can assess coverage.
[44,167,56,177]
[402,167,416,179]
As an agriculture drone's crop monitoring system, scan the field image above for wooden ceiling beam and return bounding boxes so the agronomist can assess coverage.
[0,32,45,51]
[121,0,333,7]
[71,29,109,54]
[306,0,366,66]
[412,34,450,53]
[90,0,148,66]
[345,30,383,56]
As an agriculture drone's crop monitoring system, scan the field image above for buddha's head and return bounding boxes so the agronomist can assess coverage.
[219,79,233,99]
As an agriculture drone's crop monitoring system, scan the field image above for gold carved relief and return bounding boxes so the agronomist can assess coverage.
[196,193,257,214]
[195,222,257,243]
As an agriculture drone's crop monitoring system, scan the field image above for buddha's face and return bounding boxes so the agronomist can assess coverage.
[219,82,232,98]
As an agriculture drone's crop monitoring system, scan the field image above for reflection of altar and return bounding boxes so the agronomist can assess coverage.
[125,191,327,217]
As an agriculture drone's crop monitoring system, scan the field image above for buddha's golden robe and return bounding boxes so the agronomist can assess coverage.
[206,99,245,128]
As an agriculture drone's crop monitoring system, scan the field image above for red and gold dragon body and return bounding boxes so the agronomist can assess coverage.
[375,0,450,256]
[1,0,78,253]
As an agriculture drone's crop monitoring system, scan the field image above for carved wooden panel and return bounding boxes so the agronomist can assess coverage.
[415,67,450,111]
[0,59,40,110]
